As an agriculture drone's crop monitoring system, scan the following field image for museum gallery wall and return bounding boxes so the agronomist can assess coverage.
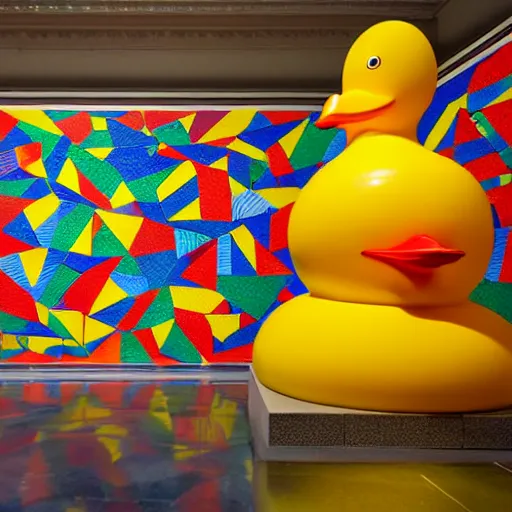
[0,37,510,364]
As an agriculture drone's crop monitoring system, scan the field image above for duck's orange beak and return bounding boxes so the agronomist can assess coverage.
[362,235,465,274]
[315,91,394,129]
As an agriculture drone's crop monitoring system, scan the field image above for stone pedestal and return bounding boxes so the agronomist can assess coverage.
[248,367,512,462]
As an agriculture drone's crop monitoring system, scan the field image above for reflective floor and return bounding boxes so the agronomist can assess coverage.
[0,375,511,511]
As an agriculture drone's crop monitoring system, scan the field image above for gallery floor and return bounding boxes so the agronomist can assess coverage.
[0,370,511,511]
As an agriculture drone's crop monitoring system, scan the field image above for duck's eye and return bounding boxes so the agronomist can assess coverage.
[367,56,381,70]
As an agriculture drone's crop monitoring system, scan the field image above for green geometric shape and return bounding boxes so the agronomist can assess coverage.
[45,110,79,122]
[127,167,176,202]
[92,224,129,258]
[250,161,267,188]
[471,279,512,323]
[67,145,122,197]
[0,179,36,197]
[81,130,113,149]
[0,311,28,332]
[18,121,61,161]
[290,122,338,170]
[48,313,73,340]
[116,255,142,276]
[136,287,174,329]
[217,275,288,319]
[160,323,202,363]
[500,147,512,168]
[50,204,94,252]
[120,332,152,363]
[39,265,80,308]
[153,121,191,146]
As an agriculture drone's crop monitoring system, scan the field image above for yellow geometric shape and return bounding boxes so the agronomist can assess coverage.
[280,119,308,158]
[24,193,60,231]
[229,177,247,196]
[231,225,256,268]
[170,286,224,314]
[25,159,47,178]
[490,87,512,107]
[227,138,267,161]
[169,198,201,221]
[424,94,467,150]
[57,159,81,194]
[151,319,175,349]
[110,182,136,208]
[89,278,129,316]
[36,303,49,325]
[199,110,256,143]
[206,314,240,342]
[157,161,197,202]
[69,217,93,256]
[257,187,300,208]
[180,113,196,132]
[2,334,22,351]
[210,156,229,171]
[52,310,85,344]
[26,336,62,355]
[19,247,48,287]
[142,126,152,137]
[86,148,113,160]
[209,392,238,440]
[6,110,63,135]
[96,210,143,250]
[84,316,116,343]
[96,424,128,463]
[91,117,108,131]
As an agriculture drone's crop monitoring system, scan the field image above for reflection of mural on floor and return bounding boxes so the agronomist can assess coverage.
[0,39,510,364]
[0,380,252,511]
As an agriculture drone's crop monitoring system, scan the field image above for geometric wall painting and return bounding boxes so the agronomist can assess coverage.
[0,37,510,364]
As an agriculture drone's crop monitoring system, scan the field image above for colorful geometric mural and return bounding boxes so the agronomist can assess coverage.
[0,36,510,365]
[0,107,339,364]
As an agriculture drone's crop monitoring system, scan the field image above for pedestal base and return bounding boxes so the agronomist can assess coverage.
[248,367,512,462]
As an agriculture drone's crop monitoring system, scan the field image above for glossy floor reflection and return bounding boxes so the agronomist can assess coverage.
[0,378,511,511]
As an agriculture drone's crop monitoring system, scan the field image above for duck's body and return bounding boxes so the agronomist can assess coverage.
[253,296,512,413]
[252,20,512,413]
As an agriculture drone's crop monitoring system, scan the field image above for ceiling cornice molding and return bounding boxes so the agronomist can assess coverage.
[0,0,442,18]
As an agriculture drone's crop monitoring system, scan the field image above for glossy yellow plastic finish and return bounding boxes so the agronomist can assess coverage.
[252,20,512,413]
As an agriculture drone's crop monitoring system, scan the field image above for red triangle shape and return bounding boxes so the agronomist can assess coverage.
[469,43,512,93]
[144,111,192,131]
[255,240,292,276]
[55,112,93,144]
[77,172,112,210]
[130,218,176,257]
[454,109,480,145]
[133,329,180,365]
[174,308,213,360]
[157,144,188,160]
[481,100,512,147]
[181,241,218,290]
[116,111,145,131]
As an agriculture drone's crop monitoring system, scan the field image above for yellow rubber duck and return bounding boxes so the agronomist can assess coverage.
[252,20,512,413]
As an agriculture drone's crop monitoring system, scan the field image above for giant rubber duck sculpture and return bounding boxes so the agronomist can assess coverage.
[253,20,512,413]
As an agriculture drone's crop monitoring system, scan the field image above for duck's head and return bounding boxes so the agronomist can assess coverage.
[316,21,437,142]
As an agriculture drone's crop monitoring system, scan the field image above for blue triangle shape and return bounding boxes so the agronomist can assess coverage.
[172,144,228,165]
[239,120,303,151]
[91,296,136,327]
[44,137,71,182]
[0,254,31,290]
[32,249,67,300]
[107,119,156,148]
[242,212,271,249]
[136,250,178,289]
[435,116,457,152]
[232,190,272,221]
[0,127,32,152]
[23,179,52,200]
[228,152,252,188]
[51,182,99,209]
[3,213,40,247]
[230,237,257,276]
[294,165,319,188]
[245,112,272,132]
[214,322,260,353]
[323,130,347,163]
[64,253,111,273]
[252,169,279,190]
[137,202,169,225]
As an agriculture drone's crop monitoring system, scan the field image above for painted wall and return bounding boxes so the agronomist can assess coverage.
[0,36,510,365]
